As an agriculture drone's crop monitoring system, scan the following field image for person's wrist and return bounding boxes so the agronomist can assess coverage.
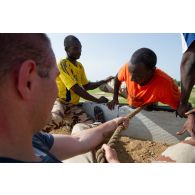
[113,97,118,103]
[111,119,118,129]
[179,101,189,109]
[187,103,193,111]
[101,80,106,84]
[96,98,101,103]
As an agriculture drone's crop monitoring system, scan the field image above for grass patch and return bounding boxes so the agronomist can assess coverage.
[81,87,195,107]
[80,88,128,104]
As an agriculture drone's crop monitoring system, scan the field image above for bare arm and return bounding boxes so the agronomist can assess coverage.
[83,81,105,90]
[83,76,114,90]
[113,76,122,102]
[177,109,195,138]
[49,117,129,161]
[177,42,195,117]
[71,84,108,103]
[107,75,122,110]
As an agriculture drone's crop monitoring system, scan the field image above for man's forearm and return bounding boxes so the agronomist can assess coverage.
[83,80,105,90]
[50,120,117,160]
[113,76,121,101]
[180,75,194,107]
[72,120,117,151]
[71,84,100,102]
[180,51,195,106]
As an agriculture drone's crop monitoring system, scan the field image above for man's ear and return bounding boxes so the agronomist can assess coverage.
[17,60,37,100]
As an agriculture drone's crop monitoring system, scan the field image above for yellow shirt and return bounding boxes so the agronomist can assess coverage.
[56,58,89,105]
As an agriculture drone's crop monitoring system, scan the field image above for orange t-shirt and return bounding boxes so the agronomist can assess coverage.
[117,63,180,109]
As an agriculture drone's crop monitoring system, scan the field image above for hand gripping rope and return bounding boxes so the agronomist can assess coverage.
[95,106,144,163]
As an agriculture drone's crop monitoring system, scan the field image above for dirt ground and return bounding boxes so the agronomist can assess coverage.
[115,136,169,163]
[50,127,169,163]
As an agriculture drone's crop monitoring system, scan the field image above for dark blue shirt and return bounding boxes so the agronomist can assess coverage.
[183,33,195,48]
[0,132,61,163]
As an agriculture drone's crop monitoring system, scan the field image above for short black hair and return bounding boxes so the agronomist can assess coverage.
[64,35,81,48]
[130,48,157,69]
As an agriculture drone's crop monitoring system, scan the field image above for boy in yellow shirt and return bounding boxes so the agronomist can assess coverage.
[44,35,113,132]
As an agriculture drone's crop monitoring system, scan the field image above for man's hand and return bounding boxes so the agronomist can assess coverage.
[177,103,192,118]
[102,144,120,163]
[107,99,119,110]
[186,108,195,115]
[112,116,129,129]
[98,96,109,103]
[176,109,195,138]
[104,76,114,83]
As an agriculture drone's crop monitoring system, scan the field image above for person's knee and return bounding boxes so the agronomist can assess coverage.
[154,137,195,163]
[72,123,91,134]
[52,100,64,113]
[51,100,65,123]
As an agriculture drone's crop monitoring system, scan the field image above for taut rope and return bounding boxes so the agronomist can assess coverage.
[96,106,143,163]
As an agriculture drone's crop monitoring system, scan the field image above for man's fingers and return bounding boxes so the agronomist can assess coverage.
[176,128,186,135]
[119,117,129,128]
[107,102,114,110]
[102,144,111,151]
[116,117,129,128]
[185,109,195,115]
[106,76,114,82]
[123,120,129,128]
[107,102,111,109]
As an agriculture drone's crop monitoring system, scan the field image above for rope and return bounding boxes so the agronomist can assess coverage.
[96,106,144,163]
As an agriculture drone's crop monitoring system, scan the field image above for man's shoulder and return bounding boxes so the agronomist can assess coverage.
[155,68,173,83]
[58,59,84,70]
[58,58,71,69]
[33,131,54,151]
[118,63,129,75]
[76,61,84,69]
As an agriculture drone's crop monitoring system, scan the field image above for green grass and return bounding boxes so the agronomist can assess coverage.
[83,87,195,107]
[80,88,128,104]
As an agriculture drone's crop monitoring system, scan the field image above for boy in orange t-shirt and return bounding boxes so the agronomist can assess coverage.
[107,48,180,110]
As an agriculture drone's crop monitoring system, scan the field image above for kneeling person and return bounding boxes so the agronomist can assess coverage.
[103,48,180,110]
[44,35,113,132]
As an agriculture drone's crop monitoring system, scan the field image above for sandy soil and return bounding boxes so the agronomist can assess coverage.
[115,136,169,163]
[50,127,169,163]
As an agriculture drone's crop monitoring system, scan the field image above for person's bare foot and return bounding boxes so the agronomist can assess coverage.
[94,106,105,123]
